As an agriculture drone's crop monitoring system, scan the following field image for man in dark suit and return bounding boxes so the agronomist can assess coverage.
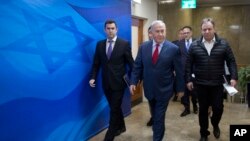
[179,26,198,117]
[172,28,184,45]
[172,28,184,102]
[130,20,184,141]
[89,19,134,141]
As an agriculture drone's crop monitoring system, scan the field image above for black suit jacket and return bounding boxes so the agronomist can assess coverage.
[90,38,134,91]
[172,40,180,47]
[179,38,195,71]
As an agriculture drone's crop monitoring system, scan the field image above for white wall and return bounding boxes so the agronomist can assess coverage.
[132,0,158,41]
[131,0,158,102]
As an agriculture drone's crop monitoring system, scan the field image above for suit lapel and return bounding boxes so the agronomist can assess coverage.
[100,40,109,60]
[145,41,153,64]
[159,41,168,57]
[151,41,168,65]
[102,39,118,60]
[180,40,188,55]
[111,39,119,59]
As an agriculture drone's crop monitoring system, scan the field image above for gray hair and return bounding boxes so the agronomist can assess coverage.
[150,20,166,31]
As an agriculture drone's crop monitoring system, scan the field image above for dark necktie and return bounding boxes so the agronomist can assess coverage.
[152,44,159,64]
[107,40,113,59]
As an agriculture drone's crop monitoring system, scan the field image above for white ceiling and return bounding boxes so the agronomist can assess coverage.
[157,0,250,6]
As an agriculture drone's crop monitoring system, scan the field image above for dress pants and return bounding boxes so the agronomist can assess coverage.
[104,89,125,141]
[181,87,197,110]
[148,98,169,141]
[196,84,224,137]
[172,76,178,99]
[148,102,153,118]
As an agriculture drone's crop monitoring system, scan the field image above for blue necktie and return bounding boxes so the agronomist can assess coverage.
[186,40,190,50]
[107,40,113,59]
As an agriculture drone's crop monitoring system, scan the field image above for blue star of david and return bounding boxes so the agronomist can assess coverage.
[0,8,94,73]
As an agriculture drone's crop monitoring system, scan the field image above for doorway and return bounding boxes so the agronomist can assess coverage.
[131,16,145,107]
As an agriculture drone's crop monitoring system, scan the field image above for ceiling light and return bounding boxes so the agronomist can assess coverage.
[230,25,240,30]
[212,7,221,10]
[159,0,175,4]
[133,0,141,4]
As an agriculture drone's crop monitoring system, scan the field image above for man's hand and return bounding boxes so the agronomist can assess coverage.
[89,79,96,87]
[129,85,136,95]
[177,92,184,98]
[230,79,237,87]
[187,82,194,91]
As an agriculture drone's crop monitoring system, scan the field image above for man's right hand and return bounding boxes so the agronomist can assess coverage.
[129,85,136,95]
[177,92,184,98]
[89,79,96,87]
[187,82,194,91]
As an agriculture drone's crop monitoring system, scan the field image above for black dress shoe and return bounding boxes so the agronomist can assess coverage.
[103,137,114,141]
[104,131,114,141]
[115,127,126,136]
[180,110,190,117]
[213,126,220,138]
[172,95,178,101]
[146,118,153,126]
[199,136,208,141]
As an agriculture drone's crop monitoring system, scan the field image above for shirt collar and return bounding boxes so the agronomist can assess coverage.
[153,40,164,47]
[186,38,191,42]
[107,36,117,42]
[202,36,215,43]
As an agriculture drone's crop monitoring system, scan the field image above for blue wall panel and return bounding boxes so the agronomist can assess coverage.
[0,0,131,140]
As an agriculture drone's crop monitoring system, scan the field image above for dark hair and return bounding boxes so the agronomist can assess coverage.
[182,26,192,31]
[201,18,215,27]
[104,19,117,28]
[148,25,152,32]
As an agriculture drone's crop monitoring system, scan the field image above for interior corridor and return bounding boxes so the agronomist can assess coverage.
[89,99,250,141]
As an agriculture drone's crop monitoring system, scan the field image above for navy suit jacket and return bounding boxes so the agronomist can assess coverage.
[90,38,134,91]
[131,40,184,101]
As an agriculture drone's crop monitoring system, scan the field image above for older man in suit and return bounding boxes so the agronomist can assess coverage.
[130,20,184,141]
[89,19,134,141]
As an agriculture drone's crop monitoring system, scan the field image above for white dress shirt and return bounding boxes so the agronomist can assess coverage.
[202,37,215,56]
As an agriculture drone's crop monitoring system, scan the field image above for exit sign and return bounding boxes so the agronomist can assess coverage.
[182,0,196,9]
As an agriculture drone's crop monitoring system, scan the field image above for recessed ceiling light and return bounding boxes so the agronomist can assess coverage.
[230,25,240,30]
[212,6,221,10]
[133,0,141,4]
[159,0,175,4]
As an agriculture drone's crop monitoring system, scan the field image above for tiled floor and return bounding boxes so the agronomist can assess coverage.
[89,100,250,141]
